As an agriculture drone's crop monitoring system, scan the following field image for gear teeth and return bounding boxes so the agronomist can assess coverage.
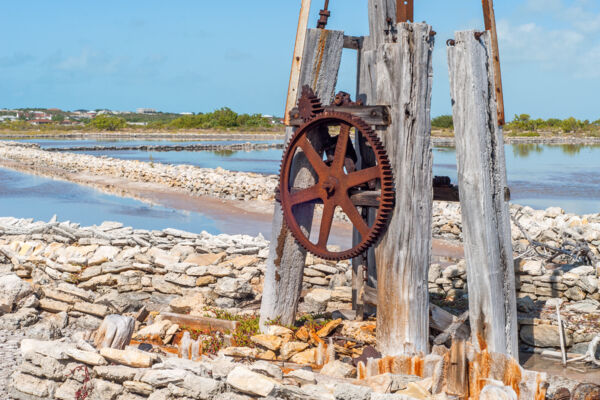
[278,108,395,261]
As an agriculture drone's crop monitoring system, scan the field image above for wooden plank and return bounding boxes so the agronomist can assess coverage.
[284,0,312,126]
[259,29,345,331]
[482,0,505,126]
[160,312,239,333]
[289,105,390,126]
[367,0,397,48]
[343,35,362,50]
[299,29,345,105]
[373,22,435,356]
[448,30,518,358]
[446,338,468,397]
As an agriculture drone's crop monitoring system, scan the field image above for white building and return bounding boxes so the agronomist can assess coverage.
[136,108,157,114]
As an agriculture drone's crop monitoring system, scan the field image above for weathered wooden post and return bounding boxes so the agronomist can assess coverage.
[356,0,435,356]
[259,2,344,330]
[447,30,518,357]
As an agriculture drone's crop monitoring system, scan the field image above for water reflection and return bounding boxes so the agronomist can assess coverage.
[512,144,544,158]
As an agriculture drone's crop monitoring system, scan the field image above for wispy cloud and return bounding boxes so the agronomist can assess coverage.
[499,0,600,77]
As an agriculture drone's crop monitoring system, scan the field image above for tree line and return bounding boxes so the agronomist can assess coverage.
[432,114,600,134]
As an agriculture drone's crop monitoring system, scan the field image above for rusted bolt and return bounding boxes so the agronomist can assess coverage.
[370,110,378,117]
[474,31,485,40]
[446,39,456,46]
[429,30,437,37]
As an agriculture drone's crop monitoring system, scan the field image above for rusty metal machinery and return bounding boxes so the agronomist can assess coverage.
[279,87,394,261]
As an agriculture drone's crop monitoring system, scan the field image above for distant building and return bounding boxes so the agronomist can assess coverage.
[136,108,157,114]
[29,119,52,125]
[0,115,17,122]
[180,112,193,115]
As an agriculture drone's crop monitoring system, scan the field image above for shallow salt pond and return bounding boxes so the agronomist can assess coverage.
[0,167,224,235]
[1,137,600,215]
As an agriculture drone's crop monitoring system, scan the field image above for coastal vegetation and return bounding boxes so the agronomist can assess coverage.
[1,107,600,137]
[431,113,600,137]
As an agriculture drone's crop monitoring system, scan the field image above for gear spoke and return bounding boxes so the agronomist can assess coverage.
[339,194,370,238]
[298,136,327,175]
[332,123,350,172]
[278,108,394,261]
[346,166,380,188]
[290,185,322,206]
[317,201,335,247]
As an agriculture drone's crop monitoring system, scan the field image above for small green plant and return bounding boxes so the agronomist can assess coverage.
[88,115,127,131]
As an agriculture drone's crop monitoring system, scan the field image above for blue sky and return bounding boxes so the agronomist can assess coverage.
[1,0,598,120]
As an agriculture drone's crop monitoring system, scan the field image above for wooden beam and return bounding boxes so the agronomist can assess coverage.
[284,0,312,126]
[373,22,435,356]
[448,30,518,358]
[288,105,390,127]
[446,339,468,397]
[482,0,505,126]
[260,29,345,332]
[160,312,239,333]
[343,35,362,50]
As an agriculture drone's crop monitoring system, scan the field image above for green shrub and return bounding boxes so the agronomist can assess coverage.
[88,115,127,131]
[431,115,453,129]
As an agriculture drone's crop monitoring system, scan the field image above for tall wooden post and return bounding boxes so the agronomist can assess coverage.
[373,23,434,356]
[259,27,344,330]
[357,0,435,356]
[447,30,518,358]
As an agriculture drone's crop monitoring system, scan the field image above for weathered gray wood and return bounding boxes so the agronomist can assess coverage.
[298,29,345,106]
[374,23,435,356]
[284,0,312,126]
[94,315,134,350]
[161,312,239,332]
[259,29,344,331]
[343,35,362,50]
[289,105,389,126]
[448,30,518,358]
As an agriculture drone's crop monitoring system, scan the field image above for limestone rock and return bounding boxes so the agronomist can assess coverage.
[215,277,253,299]
[10,372,56,398]
[100,347,154,368]
[169,292,206,314]
[123,381,154,396]
[285,369,316,385]
[227,366,277,397]
[185,252,226,266]
[290,348,316,365]
[565,286,586,301]
[250,334,283,351]
[93,365,139,382]
[304,289,332,313]
[89,379,123,400]
[280,341,310,361]
[520,324,573,347]
[0,274,33,313]
[317,318,342,337]
[140,369,187,388]
[221,346,259,358]
[320,360,356,378]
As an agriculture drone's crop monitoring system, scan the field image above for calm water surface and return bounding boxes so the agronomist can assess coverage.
[0,167,224,234]
[2,138,599,215]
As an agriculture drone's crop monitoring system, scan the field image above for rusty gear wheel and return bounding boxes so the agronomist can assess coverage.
[297,86,325,122]
[279,111,394,260]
